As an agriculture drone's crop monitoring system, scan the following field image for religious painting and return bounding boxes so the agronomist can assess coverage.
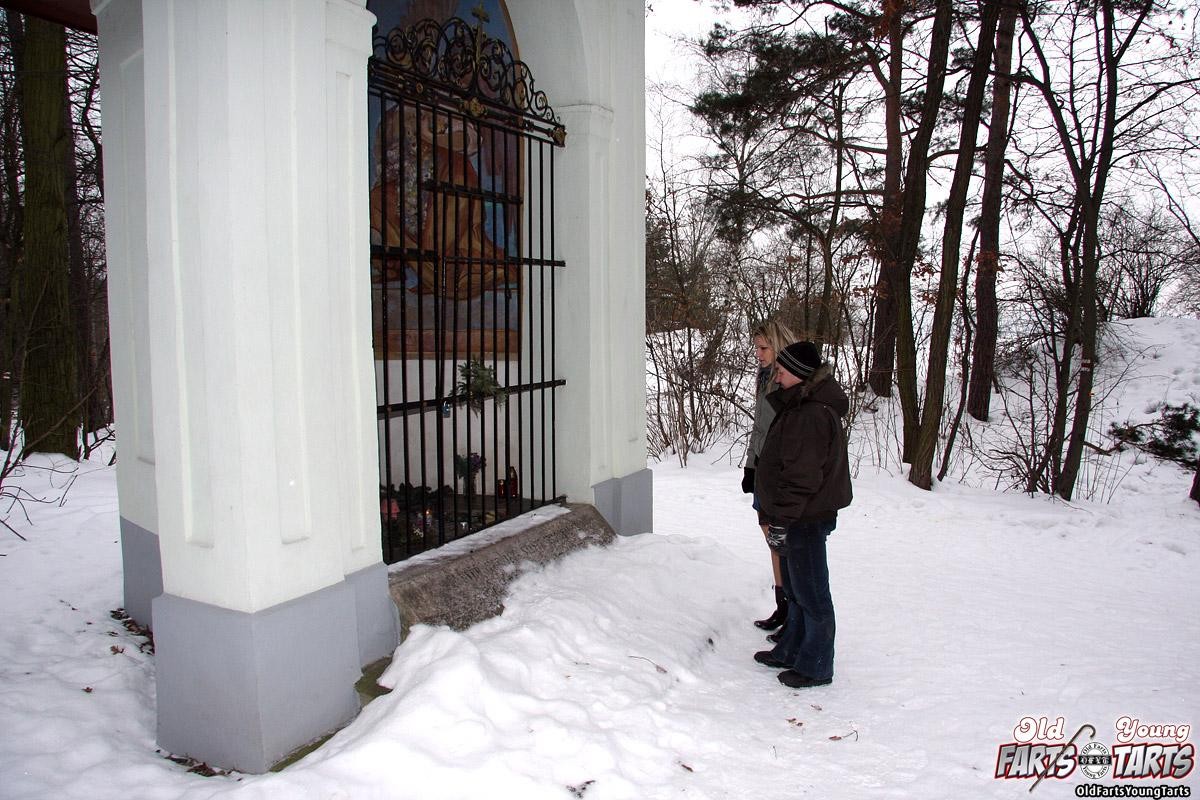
[368,0,522,358]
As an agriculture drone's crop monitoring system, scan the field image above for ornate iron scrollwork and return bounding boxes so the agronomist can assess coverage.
[372,16,566,145]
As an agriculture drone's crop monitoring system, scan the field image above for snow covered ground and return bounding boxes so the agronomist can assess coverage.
[1,318,1198,800]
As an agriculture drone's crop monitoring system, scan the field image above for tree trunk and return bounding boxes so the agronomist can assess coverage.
[908,0,1001,490]
[816,83,847,345]
[967,0,1019,422]
[62,62,97,451]
[867,9,905,398]
[938,234,978,482]
[1031,220,1083,494]
[1190,463,1200,506]
[0,11,25,452]
[14,16,78,459]
[818,242,834,343]
[893,0,955,463]
[1056,0,1128,500]
[73,31,111,438]
[1056,201,1103,500]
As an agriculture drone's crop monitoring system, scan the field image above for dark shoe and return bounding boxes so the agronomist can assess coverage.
[754,586,788,630]
[766,631,781,644]
[753,650,788,669]
[777,670,832,689]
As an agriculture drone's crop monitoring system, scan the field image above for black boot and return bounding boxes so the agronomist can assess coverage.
[754,586,787,630]
[754,650,788,669]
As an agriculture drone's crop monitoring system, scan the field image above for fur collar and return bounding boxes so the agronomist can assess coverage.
[796,363,834,399]
[767,362,833,410]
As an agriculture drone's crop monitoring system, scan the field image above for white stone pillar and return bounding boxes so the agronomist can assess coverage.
[598,0,651,531]
[91,0,162,626]
[92,0,396,773]
[511,0,651,535]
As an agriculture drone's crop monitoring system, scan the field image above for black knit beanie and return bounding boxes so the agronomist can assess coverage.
[776,341,822,380]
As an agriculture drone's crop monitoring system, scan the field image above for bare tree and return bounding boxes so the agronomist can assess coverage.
[1148,168,1200,318]
[645,109,742,464]
[63,28,110,454]
[1095,202,1184,320]
[967,0,1021,422]
[889,0,954,464]
[1016,0,1200,499]
[907,0,1002,490]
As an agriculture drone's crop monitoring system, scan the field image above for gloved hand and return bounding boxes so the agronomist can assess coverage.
[741,467,756,494]
[765,524,788,552]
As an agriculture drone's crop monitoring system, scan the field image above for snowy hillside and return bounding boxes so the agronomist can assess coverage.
[0,317,1197,800]
[852,317,1200,504]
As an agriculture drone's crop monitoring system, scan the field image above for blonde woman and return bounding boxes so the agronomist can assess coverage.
[743,318,798,632]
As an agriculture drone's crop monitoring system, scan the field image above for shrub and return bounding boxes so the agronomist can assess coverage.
[1109,402,1200,469]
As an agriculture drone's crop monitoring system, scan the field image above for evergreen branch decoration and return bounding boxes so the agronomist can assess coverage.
[456,358,507,415]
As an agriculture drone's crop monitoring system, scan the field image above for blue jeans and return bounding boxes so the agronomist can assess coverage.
[770,519,836,680]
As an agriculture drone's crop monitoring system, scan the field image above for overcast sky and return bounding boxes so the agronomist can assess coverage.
[645,0,719,87]
[644,0,729,169]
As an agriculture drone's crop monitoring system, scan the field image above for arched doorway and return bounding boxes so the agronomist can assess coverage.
[367,3,568,562]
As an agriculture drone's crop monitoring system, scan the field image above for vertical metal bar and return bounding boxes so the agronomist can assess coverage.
[434,105,451,548]
[448,107,462,540]
[398,96,412,558]
[519,130,531,515]
[549,141,558,502]
[415,100,430,552]
[538,140,547,507]
[486,119,499,526]
[377,92,395,563]
[457,109,469,538]
[502,125,514,517]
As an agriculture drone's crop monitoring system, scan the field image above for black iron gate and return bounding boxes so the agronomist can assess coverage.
[368,16,567,563]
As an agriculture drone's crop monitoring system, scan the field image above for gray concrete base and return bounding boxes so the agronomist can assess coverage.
[119,517,162,629]
[153,583,361,774]
[593,467,653,536]
[388,503,615,633]
[346,561,400,666]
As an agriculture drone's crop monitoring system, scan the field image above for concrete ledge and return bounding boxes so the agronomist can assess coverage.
[593,467,654,536]
[153,583,360,774]
[345,561,400,666]
[120,517,162,629]
[387,503,615,633]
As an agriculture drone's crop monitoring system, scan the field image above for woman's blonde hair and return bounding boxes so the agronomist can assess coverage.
[750,318,798,364]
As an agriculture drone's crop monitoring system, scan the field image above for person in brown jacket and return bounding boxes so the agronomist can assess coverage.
[752,341,852,688]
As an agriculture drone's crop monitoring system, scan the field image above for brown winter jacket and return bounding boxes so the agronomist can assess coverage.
[755,365,853,526]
